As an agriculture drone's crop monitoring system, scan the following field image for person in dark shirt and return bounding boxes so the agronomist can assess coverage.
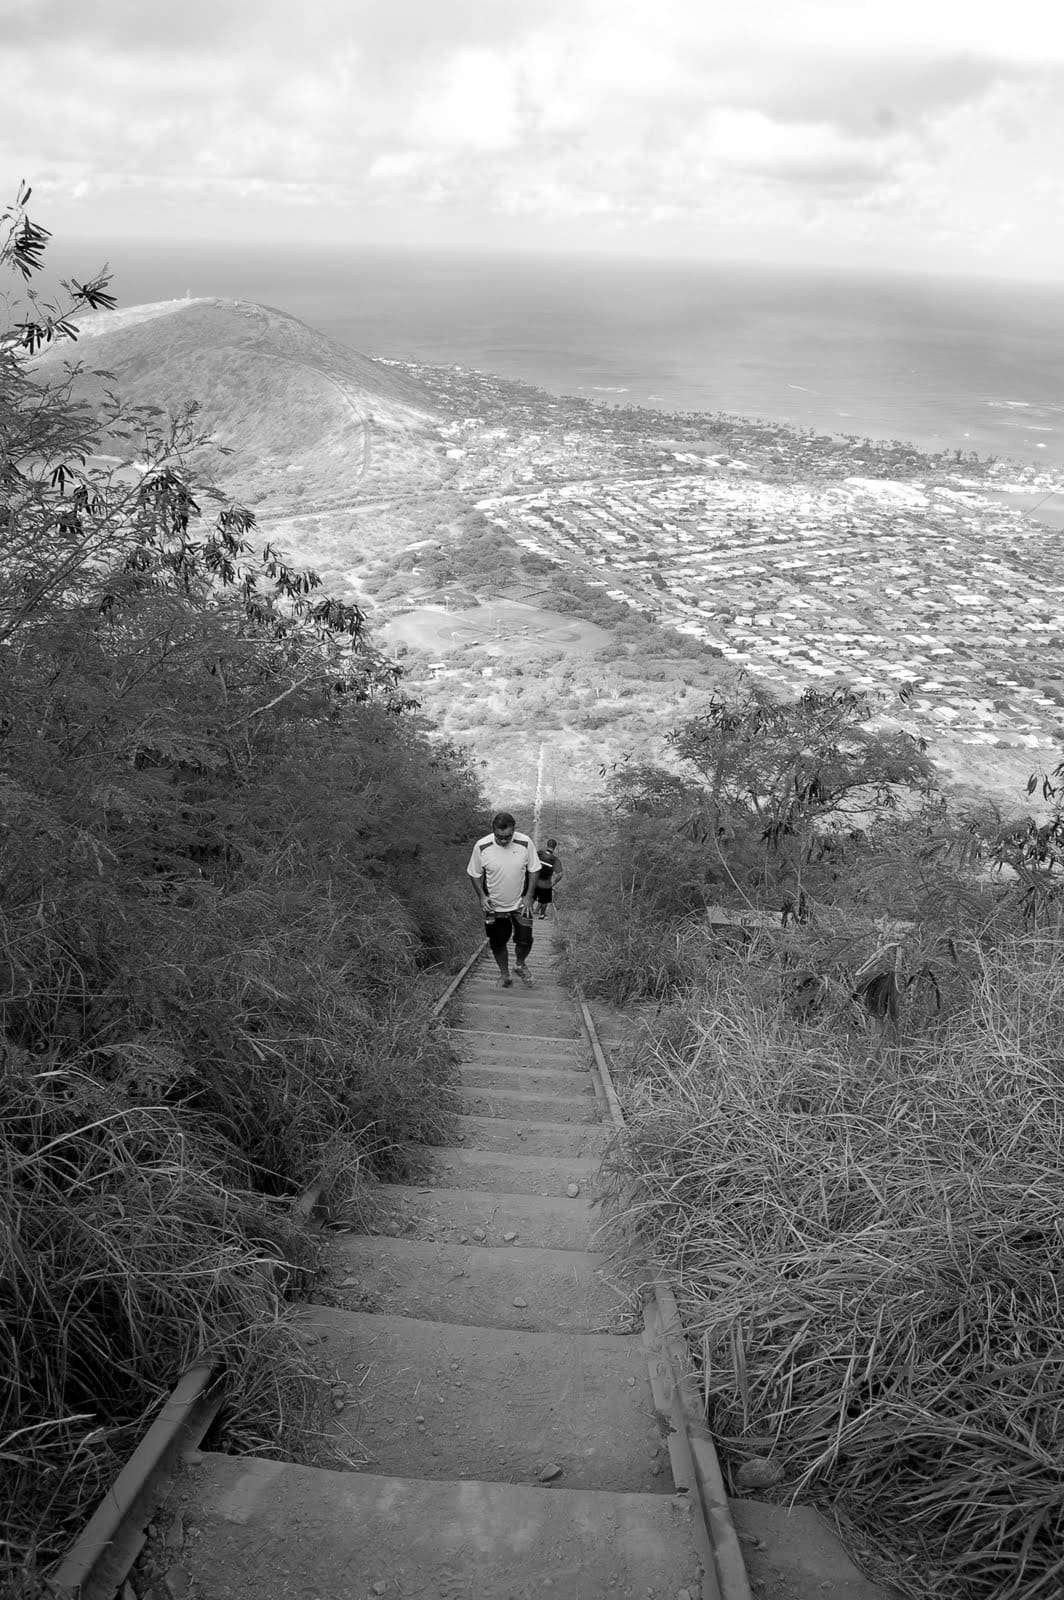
[533,837,563,919]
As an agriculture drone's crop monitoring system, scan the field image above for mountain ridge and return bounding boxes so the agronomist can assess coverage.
[36,297,453,541]
[63,295,441,415]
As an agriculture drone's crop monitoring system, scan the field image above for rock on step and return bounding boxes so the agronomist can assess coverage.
[370,1184,597,1250]
[428,1147,600,1198]
[297,1307,667,1494]
[328,1236,631,1333]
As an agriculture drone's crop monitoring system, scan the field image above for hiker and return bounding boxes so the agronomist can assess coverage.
[533,837,563,918]
[466,811,542,988]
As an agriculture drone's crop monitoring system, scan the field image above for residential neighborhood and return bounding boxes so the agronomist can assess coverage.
[474,470,1064,751]
[384,360,1064,761]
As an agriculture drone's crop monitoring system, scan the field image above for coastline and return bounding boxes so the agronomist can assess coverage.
[60,237,1064,473]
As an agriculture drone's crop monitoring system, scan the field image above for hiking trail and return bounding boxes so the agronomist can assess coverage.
[148,922,897,1600]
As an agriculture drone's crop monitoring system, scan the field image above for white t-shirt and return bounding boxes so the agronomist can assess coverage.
[466,832,542,913]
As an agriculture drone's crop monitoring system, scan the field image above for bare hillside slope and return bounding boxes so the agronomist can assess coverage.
[38,296,451,516]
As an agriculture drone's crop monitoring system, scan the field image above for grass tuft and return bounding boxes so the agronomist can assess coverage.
[601,937,1064,1600]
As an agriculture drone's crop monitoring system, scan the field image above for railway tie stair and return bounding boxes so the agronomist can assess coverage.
[157,922,709,1599]
[154,922,896,1600]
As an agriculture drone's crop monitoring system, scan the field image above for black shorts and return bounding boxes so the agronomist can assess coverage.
[485,912,533,956]
[533,884,553,904]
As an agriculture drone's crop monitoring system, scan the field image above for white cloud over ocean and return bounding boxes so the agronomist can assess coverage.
[2,0,1063,277]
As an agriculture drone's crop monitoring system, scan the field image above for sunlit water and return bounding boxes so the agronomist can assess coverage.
[54,239,1064,470]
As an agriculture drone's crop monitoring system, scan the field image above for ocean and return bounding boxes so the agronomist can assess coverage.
[55,239,1064,471]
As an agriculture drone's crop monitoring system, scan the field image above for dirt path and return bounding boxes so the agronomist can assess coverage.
[154,926,898,1600]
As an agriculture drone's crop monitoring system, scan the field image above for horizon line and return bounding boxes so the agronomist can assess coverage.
[45,235,1064,295]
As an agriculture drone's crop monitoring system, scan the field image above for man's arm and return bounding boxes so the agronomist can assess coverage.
[470,874,494,917]
[466,846,494,918]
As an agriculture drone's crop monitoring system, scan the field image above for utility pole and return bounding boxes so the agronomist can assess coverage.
[532,743,546,839]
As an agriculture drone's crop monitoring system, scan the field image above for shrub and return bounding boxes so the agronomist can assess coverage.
[560,810,723,1001]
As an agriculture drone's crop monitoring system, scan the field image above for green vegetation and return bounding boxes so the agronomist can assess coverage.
[1,192,483,1584]
[561,683,1064,1599]
[362,510,546,604]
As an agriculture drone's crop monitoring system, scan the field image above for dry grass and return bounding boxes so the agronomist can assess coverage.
[1,863,467,1582]
[0,869,468,1589]
[0,1060,325,1583]
[603,937,1064,1600]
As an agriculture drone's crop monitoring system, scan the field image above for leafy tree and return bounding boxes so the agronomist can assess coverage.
[668,681,934,856]
[2,189,388,682]
[927,758,1064,929]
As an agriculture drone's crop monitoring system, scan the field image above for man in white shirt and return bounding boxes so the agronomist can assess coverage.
[466,811,542,987]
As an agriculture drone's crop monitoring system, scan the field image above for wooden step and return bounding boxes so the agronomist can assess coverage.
[369,1184,598,1250]
[427,1146,600,1197]
[170,1455,705,1600]
[327,1236,632,1333]
[455,1113,607,1158]
[459,1038,587,1069]
[457,1060,594,1094]
[455,1084,601,1123]
[296,1307,668,1493]
[456,1004,582,1038]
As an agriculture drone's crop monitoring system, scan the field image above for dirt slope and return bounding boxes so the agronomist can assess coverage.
[35,296,450,513]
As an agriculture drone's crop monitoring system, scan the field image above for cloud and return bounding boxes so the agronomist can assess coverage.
[3,0,1064,273]
[495,176,616,219]
[367,150,426,183]
[697,109,898,186]
[407,47,523,151]
[729,54,1020,137]
[0,0,562,67]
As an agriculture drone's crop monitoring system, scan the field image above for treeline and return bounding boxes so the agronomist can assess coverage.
[361,510,513,600]
[1,193,484,1582]
[561,681,1064,1600]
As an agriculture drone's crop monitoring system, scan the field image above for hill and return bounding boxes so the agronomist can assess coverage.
[35,296,462,591]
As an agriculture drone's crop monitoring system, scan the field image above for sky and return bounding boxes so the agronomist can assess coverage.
[3,0,1064,280]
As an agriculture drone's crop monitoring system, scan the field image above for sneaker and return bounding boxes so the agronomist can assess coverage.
[497,974,513,988]
[514,966,535,987]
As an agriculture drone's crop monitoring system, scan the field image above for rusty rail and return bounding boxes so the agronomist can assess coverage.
[575,988,753,1600]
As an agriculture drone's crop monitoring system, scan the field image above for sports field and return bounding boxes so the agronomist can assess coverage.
[382,600,613,658]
